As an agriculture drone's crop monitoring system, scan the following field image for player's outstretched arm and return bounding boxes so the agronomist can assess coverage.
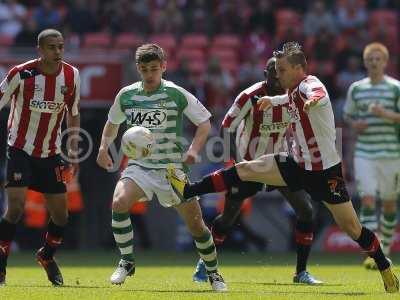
[257,94,289,111]
[0,67,20,111]
[97,121,120,170]
[183,119,211,164]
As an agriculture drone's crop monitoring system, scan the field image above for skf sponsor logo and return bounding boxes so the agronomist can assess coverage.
[29,99,65,113]
[260,122,289,133]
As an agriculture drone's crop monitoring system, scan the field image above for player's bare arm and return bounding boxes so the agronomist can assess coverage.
[183,119,211,164]
[97,121,120,170]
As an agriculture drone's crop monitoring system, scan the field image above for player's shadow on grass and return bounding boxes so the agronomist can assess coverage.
[123,289,218,293]
[119,289,367,296]
[233,281,344,287]
[271,291,366,296]
[10,284,112,289]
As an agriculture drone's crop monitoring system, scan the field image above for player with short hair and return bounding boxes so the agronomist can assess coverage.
[0,29,80,286]
[167,42,399,293]
[344,42,400,269]
[193,57,322,285]
[96,43,227,292]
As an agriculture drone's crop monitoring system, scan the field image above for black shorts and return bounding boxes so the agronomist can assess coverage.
[274,154,350,204]
[6,146,67,194]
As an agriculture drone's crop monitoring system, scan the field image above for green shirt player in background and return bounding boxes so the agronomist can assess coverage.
[96,44,227,292]
[344,42,400,269]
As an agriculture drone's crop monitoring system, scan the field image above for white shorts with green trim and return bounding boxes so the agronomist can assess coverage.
[354,157,400,200]
[120,164,197,207]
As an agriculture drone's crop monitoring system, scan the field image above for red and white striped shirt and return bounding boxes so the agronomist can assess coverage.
[273,75,341,171]
[0,59,80,158]
[222,82,291,161]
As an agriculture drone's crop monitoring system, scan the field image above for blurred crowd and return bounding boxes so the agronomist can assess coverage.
[1,0,398,123]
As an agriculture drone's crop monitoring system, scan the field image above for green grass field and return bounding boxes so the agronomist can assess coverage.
[1,251,399,300]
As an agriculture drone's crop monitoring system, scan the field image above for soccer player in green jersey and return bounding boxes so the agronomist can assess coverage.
[344,43,400,269]
[96,44,227,292]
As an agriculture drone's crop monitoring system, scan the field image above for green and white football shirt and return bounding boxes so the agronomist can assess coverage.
[344,75,400,159]
[108,79,211,169]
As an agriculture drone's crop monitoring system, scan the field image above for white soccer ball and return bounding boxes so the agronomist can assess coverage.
[121,126,155,159]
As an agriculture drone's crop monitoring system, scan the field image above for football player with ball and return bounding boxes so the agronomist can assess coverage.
[96,44,227,292]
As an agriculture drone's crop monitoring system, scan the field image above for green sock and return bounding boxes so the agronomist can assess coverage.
[359,205,378,232]
[112,211,134,262]
[380,212,397,256]
[194,231,218,274]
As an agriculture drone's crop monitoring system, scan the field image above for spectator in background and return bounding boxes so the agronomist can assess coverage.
[248,0,275,35]
[240,27,272,61]
[204,58,234,120]
[335,29,368,71]
[13,19,38,49]
[0,0,27,38]
[303,1,337,36]
[214,0,243,34]
[336,0,368,32]
[33,0,62,31]
[64,0,98,35]
[168,58,192,87]
[184,0,212,34]
[103,0,150,35]
[336,55,364,97]
[237,54,264,91]
[153,0,184,34]
[313,28,336,61]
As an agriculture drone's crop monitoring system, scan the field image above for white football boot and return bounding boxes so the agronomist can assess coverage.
[110,259,135,285]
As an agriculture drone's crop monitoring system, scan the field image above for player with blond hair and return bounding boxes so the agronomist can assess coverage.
[344,42,400,269]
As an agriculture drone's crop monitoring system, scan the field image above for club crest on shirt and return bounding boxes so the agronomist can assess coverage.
[287,103,300,121]
[34,84,42,92]
[60,85,68,95]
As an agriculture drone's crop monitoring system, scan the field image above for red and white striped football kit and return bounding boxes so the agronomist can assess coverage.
[0,59,80,158]
[222,81,290,161]
[272,75,341,171]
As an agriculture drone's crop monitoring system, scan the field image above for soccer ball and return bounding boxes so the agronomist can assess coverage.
[121,126,155,159]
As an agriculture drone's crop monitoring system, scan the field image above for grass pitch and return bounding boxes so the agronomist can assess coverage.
[1,251,399,300]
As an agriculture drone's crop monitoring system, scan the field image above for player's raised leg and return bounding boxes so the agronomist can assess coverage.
[109,178,145,285]
[175,199,227,292]
[167,154,286,200]
[325,201,399,292]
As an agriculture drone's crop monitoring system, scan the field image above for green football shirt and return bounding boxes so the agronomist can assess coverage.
[108,79,211,169]
[344,75,400,159]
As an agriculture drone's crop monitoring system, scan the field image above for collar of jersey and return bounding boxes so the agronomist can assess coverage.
[140,79,165,95]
